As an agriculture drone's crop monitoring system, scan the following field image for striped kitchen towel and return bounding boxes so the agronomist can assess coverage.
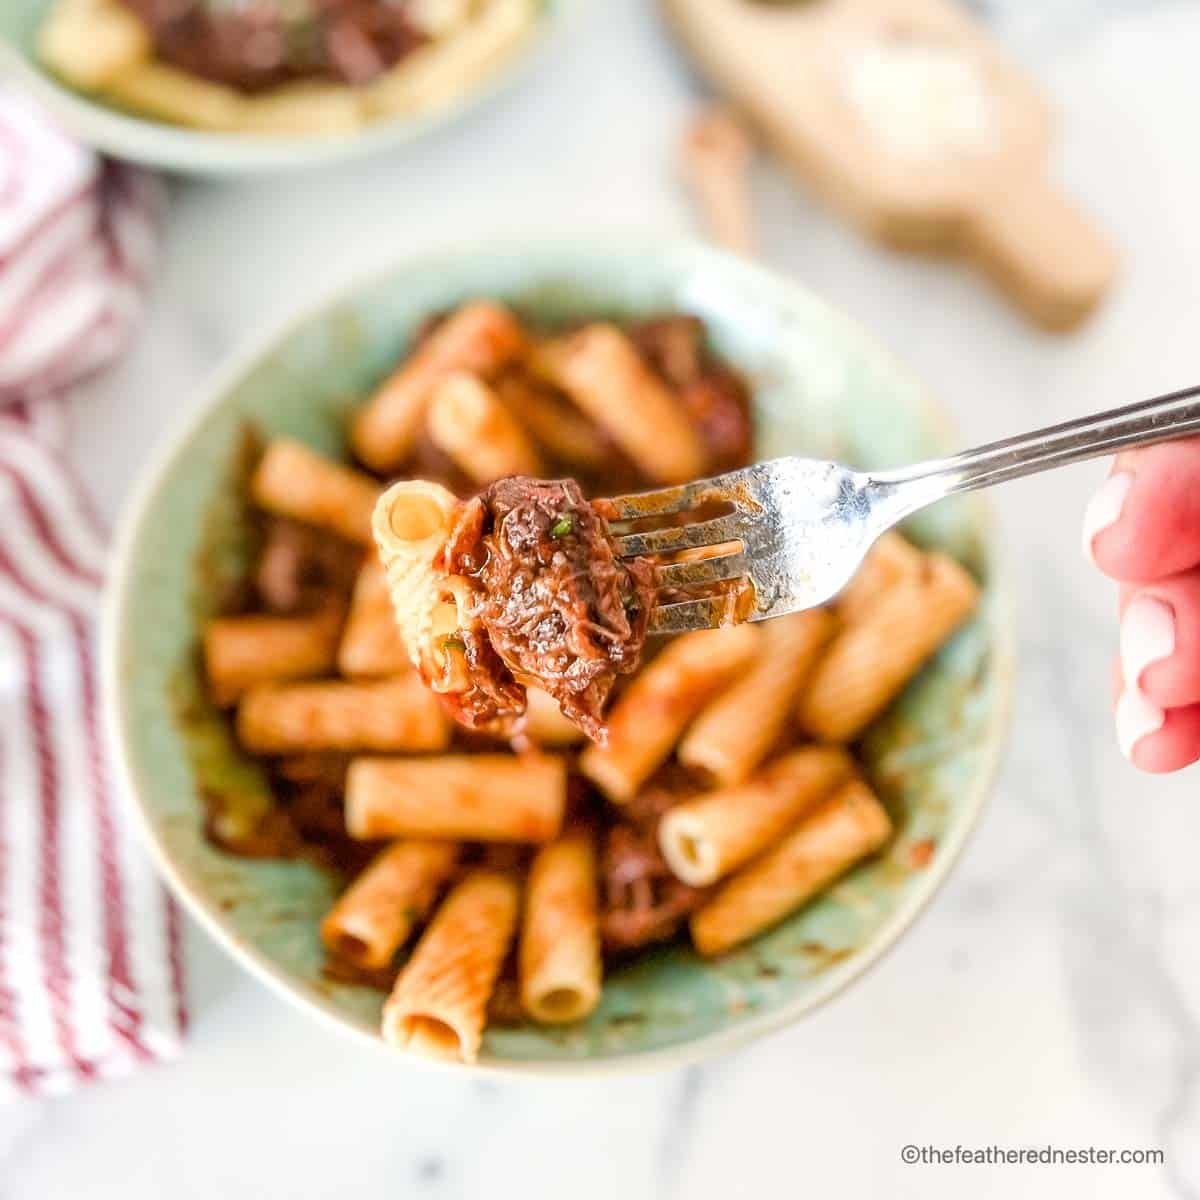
[0,88,185,1097]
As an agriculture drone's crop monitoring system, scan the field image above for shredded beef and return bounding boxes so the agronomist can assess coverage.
[632,315,707,387]
[117,0,426,93]
[445,477,657,742]
[601,823,708,954]
[255,517,360,615]
[598,767,708,953]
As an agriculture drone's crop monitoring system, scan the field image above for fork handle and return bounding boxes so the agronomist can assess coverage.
[875,382,1200,506]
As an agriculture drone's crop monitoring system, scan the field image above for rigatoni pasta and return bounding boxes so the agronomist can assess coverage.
[690,778,893,956]
[251,439,379,546]
[338,561,411,679]
[678,610,837,785]
[383,870,520,1063]
[345,754,566,843]
[493,374,609,471]
[427,372,545,483]
[659,747,854,887]
[39,0,149,90]
[320,840,459,970]
[798,553,979,742]
[236,676,449,755]
[204,609,343,707]
[521,688,585,748]
[102,60,245,129]
[371,479,477,697]
[580,625,760,802]
[533,324,709,483]
[835,532,925,625]
[367,0,537,119]
[519,830,602,1024]
[352,301,526,471]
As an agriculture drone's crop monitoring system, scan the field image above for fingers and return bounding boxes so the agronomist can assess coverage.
[1112,653,1200,773]
[1117,569,1200,710]
[1113,675,1200,773]
[1093,444,1200,773]
[1084,438,1200,582]
[1133,705,1200,773]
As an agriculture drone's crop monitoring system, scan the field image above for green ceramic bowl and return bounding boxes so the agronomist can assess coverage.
[103,240,1014,1074]
[0,1,578,175]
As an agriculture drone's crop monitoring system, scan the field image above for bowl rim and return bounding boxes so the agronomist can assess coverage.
[0,0,586,175]
[101,236,1016,1077]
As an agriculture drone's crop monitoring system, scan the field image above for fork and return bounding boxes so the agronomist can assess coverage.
[605,383,1200,634]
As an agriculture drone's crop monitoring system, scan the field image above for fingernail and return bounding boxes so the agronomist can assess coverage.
[1120,595,1175,692]
[1082,471,1133,564]
[1115,687,1165,763]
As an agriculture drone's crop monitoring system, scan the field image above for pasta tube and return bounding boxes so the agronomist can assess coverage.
[427,372,545,483]
[204,609,343,707]
[678,610,836,785]
[39,0,150,90]
[383,870,520,1063]
[251,439,379,546]
[103,62,243,131]
[320,840,459,970]
[237,81,363,137]
[836,532,925,625]
[236,676,450,754]
[494,374,609,470]
[408,0,474,38]
[522,687,585,748]
[351,301,526,471]
[338,561,411,678]
[346,754,566,843]
[519,830,601,1024]
[690,778,892,956]
[798,553,979,742]
[659,747,854,886]
[366,0,538,121]
[579,625,759,802]
[533,325,708,483]
[372,479,478,698]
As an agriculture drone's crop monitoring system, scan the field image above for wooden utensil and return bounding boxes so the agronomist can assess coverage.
[664,0,1117,330]
[680,107,758,255]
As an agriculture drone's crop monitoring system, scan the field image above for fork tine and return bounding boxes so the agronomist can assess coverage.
[648,595,728,634]
[615,514,745,558]
[603,479,723,521]
[655,551,749,589]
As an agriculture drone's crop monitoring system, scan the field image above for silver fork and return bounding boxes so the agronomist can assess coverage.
[605,383,1200,634]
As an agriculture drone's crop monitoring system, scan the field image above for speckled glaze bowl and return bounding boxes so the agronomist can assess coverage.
[0,1,578,174]
[103,240,1014,1074]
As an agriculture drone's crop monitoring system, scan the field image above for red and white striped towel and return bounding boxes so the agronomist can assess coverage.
[0,89,186,1098]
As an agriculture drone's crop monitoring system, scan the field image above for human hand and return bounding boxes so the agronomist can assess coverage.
[1084,440,1200,771]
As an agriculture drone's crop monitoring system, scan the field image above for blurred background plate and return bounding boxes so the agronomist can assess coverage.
[0,0,583,175]
[103,239,1015,1073]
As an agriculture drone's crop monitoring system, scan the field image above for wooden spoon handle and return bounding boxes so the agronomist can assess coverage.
[680,108,757,256]
[967,175,1118,332]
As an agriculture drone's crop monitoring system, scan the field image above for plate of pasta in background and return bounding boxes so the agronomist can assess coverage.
[0,0,576,174]
[103,240,1014,1072]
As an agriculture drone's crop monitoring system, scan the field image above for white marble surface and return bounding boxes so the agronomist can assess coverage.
[6,2,1200,1196]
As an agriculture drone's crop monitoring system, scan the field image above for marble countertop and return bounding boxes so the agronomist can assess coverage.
[6,3,1200,1197]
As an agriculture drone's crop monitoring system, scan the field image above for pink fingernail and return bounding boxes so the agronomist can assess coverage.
[1115,687,1165,763]
[1120,595,1175,692]
[1082,472,1133,564]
